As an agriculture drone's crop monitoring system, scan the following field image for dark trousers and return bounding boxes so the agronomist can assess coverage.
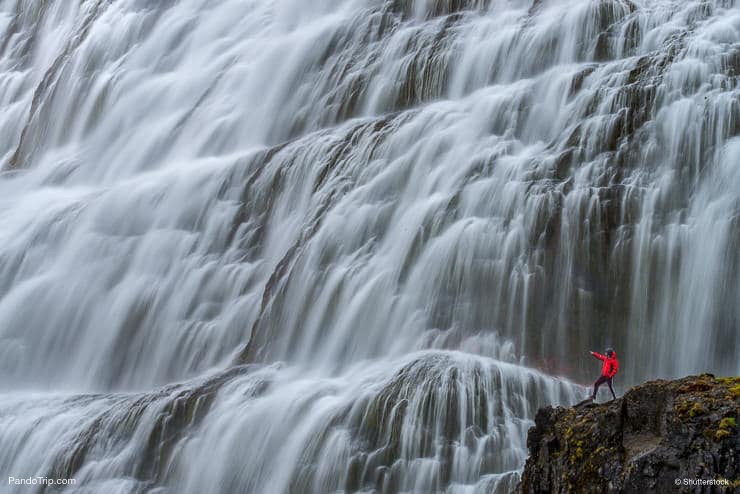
[592,375,616,400]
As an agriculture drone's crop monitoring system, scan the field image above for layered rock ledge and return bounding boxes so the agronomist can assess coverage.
[518,374,739,493]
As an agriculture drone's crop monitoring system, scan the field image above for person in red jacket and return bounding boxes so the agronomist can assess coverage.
[590,348,618,401]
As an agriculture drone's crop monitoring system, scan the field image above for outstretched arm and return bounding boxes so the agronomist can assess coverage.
[590,351,606,361]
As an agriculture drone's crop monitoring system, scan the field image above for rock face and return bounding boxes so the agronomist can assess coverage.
[518,375,739,493]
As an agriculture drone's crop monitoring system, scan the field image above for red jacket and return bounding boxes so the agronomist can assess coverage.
[591,351,618,377]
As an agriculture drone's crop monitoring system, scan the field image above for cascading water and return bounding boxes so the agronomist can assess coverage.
[0,0,737,492]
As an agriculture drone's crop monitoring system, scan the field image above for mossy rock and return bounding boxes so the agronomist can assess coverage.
[688,402,706,417]
[718,417,735,430]
[715,376,740,386]
[728,385,740,399]
[518,374,740,493]
[715,429,731,441]
[677,400,706,417]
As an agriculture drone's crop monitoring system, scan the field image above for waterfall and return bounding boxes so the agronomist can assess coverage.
[0,0,737,492]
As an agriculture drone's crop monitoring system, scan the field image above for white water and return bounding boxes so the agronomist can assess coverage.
[0,0,737,492]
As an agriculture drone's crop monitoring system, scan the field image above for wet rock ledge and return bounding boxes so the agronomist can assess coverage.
[517,374,739,493]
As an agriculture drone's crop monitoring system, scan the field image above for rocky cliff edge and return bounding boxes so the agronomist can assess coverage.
[518,374,739,493]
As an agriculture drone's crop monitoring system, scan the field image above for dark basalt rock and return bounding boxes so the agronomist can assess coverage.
[517,374,740,493]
